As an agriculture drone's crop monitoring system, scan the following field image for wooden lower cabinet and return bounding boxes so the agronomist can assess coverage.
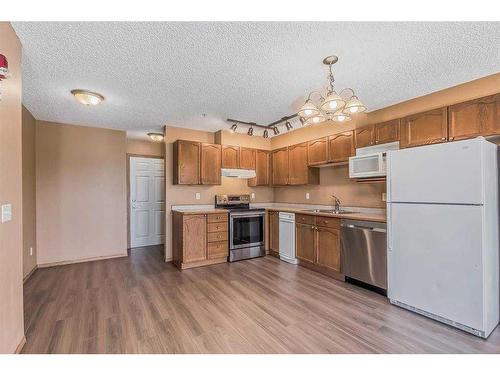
[268,211,280,254]
[295,223,315,263]
[294,215,343,279]
[172,211,228,269]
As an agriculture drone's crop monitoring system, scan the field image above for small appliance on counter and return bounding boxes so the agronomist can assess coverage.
[215,194,265,262]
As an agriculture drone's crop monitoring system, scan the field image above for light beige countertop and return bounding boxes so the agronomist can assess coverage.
[264,207,386,223]
[172,208,229,215]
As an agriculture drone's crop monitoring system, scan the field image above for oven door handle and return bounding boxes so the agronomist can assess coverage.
[230,212,265,218]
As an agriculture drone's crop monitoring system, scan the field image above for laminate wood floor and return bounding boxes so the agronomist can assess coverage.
[22,246,500,354]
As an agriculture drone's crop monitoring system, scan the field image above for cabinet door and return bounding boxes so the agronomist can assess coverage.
[374,119,400,144]
[448,94,500,140]
[222,145,239,168]
[316,227,341,273]
[354,126,374,148]
[200,143,221,185]
[183,215,207,263]
[272,148,289,185]
[308,137,328,165]
[248,149,269,186]
[295,223,315,264]
[401,107,448,148]
[175,140,200,185]
[240,147,256,169]
[269,211,280,252]
[328,131,355,163]
[288,142,309,185]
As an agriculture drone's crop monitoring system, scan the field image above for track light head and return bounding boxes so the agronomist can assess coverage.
[285,121,293,131]
[263,129,269,138]
[247,127,254,136]
[273,127,280,135]
[230,123,237,133]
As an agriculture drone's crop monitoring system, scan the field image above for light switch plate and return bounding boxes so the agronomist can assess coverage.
[1,203,12,223]
[305,193,310,200]
[195,192,201,200]
[251,193,255,199]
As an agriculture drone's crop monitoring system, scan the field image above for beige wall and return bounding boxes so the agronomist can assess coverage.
[36,121,128,265]
[126,138,165,157]
[22,106,37,277]
[271,72,500,207]
[164,126,274,260]
[0,22,25,353]
[215,130,272,150]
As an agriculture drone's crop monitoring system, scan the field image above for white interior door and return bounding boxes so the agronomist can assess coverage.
[130,157,165,248]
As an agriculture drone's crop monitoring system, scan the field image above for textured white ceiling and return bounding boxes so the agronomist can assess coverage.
[12,22,500,137]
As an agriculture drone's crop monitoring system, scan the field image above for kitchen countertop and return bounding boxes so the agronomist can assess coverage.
[265,207,386,223]
[172,208,229,215]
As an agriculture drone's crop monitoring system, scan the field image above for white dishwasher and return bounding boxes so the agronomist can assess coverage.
[279,212,298,264]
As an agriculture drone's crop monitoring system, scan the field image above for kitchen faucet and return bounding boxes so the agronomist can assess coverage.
[331,195,341,212]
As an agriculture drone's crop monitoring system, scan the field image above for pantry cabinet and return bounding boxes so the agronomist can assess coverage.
[400,107,448,148]
[248,149,270,186]
[448,93,500,141]
[328,131,355,163]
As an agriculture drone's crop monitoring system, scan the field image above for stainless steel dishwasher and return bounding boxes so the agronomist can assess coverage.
[341,219,387,291]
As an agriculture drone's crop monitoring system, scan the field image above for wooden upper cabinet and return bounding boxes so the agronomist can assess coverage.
[354,126,374,149]
[200,143,221,185]
[295,223,315,264]
[272,147,289,186]
[448,94,500,141]
[400,107,448,148]
[308,137,329,165]
[239,147,256,169]
[221,145,239,168]
[328,131,355,163]
[288,142,309,185]
[374,119,400,144]
[182,214,207,263]
[315,227,341,273]
[248,149,269,187]
[173,140,200,185]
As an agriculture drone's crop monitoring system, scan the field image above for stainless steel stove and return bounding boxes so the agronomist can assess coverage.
[215,194,265,262]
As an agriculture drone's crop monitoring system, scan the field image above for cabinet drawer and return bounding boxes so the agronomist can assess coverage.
[296,214,315,225]
[207,241,228,259]
[207,213,227,223]
[207,231,228,242]
[207,221,228,233]
[315,216,340,229]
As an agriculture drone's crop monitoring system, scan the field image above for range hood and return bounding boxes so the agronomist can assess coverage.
[221,168,256,179]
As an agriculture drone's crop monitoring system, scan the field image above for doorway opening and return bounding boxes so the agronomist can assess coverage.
[128,156,165,249]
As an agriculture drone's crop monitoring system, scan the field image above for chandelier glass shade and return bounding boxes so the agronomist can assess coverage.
[298,55,366,124]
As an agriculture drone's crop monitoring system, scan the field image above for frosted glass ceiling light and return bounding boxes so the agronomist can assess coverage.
[71,89,104,106]
[343,96,366,114]
[148,133,164,142]
[297,100,319,118]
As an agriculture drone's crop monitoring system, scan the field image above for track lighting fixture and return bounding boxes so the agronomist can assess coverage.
[230,123,237,133]
[247,127,254,136]
[263,129,269,138]
[273,127,280,135]
[285,121,293,131]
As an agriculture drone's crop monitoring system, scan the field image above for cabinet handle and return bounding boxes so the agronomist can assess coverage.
[441,137,446,140]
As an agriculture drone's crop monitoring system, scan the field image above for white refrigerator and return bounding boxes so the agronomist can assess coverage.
[387,137,499,338]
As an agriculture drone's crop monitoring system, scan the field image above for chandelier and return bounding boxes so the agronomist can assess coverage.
[297,55,366,125]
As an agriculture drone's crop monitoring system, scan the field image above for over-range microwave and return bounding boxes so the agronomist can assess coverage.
[349,141,399,179]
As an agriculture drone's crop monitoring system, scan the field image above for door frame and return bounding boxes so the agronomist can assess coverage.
[127,153,165,250]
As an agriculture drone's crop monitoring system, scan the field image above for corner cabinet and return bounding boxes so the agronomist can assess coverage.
[173,140,221,185]
[172,211,228,269]
[248,149,270,186]
[400,107,448,148]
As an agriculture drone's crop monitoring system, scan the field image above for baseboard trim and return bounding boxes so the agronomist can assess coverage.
[38,253,127,268]
[15,336,26,354]
[23,266,38,283]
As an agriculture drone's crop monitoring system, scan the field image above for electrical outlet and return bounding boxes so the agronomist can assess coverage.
[251,193,255,199]
[195,192,201,200]
[30,247,33,256]
[305,193,310,200]
[382,193,387,202]
[1,203,12,223]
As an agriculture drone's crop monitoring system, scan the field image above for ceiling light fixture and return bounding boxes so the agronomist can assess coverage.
[263,129,269,138]
[147,132,164,142]
[230,123,238,133]
[71,89,104,106]
[273,127,280,135]
[298,55,366,124]
[285,121,293,131]
[247,127,254,136]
